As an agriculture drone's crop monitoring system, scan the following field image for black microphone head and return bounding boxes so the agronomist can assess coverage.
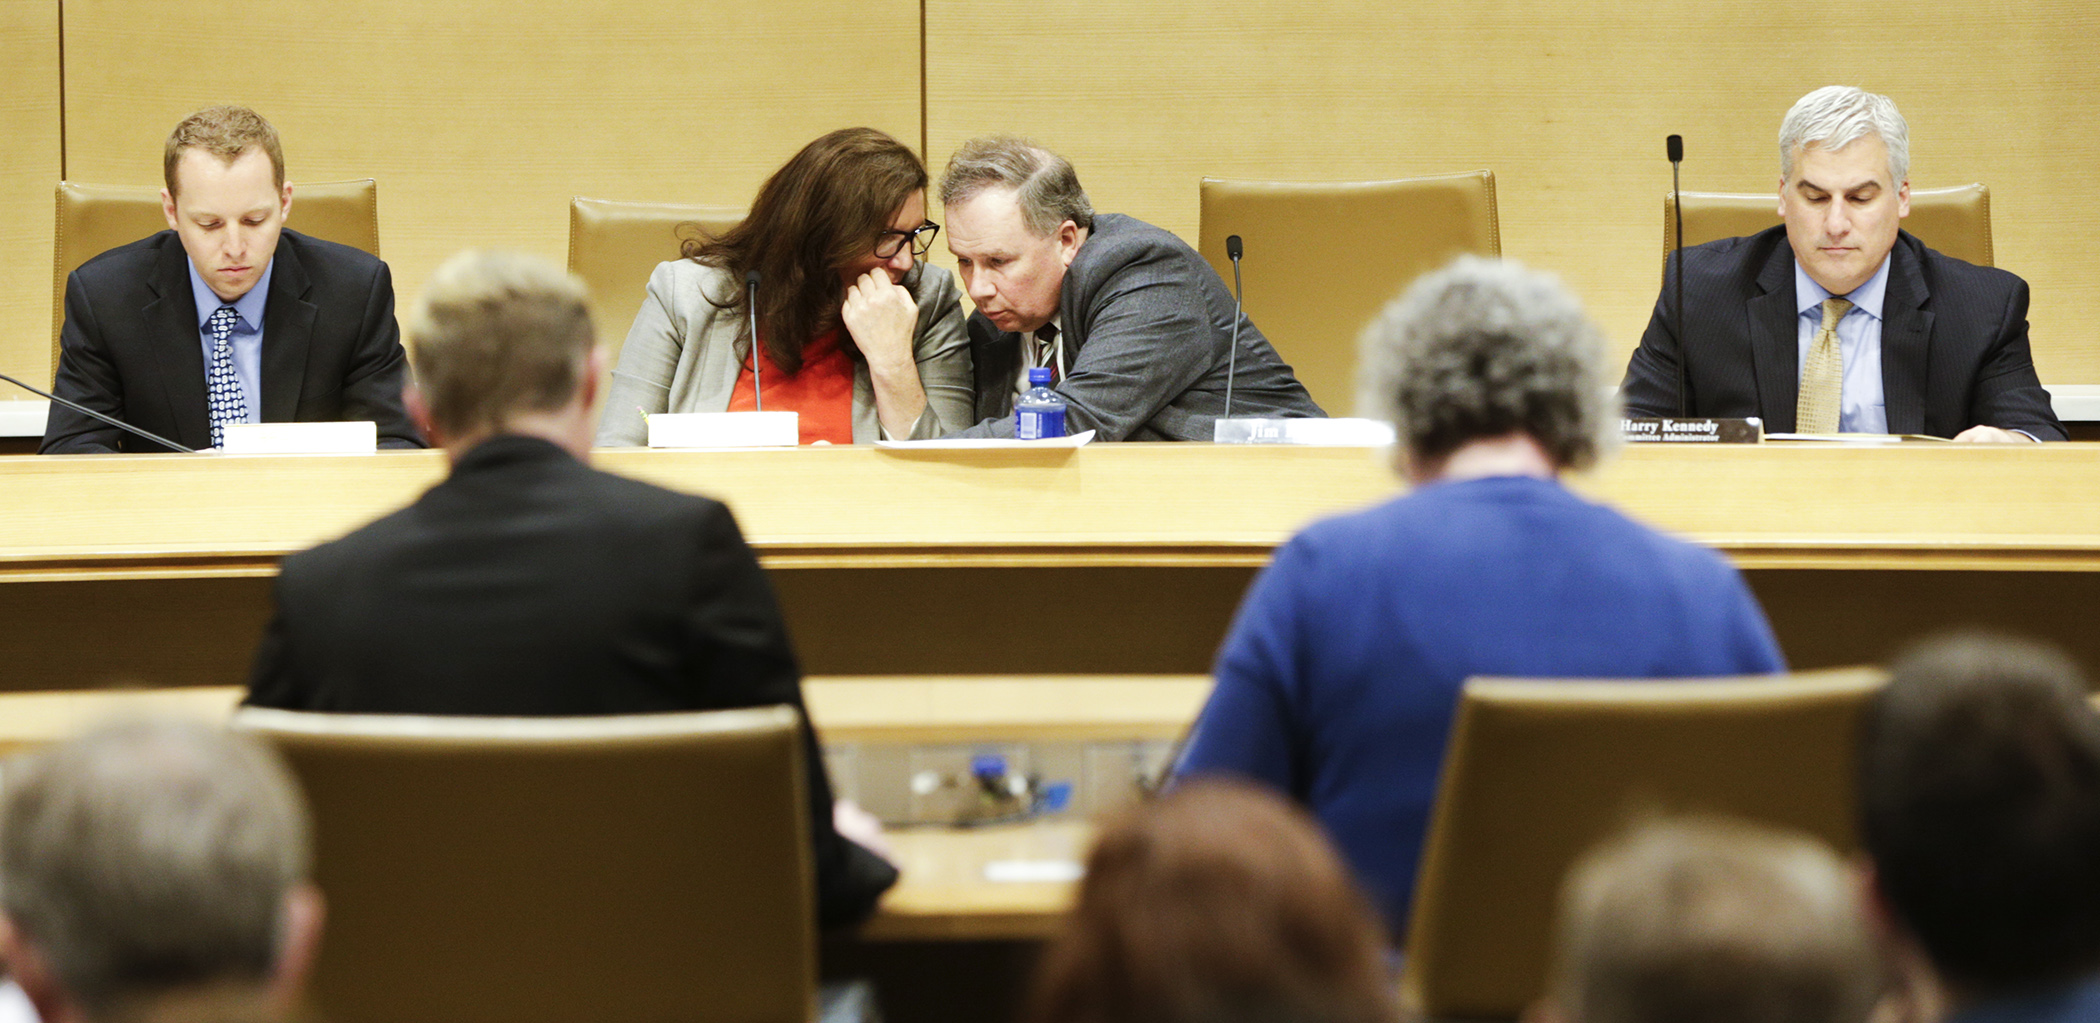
[745,269,761,288]
[1666,134,1684,163]
[1226,235,1243,260]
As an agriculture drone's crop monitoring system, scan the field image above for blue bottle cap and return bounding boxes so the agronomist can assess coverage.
[1027,367,1053,386]
[971,754,1008,778]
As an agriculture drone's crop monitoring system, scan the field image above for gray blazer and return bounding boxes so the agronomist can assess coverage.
[596,259,971,445]
[954,213,1322,440]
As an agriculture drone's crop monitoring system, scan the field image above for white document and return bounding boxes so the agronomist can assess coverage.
[647,411,800,448]
[875,430,1096,450]
[218,421,377,454]
[984,859,1086,883]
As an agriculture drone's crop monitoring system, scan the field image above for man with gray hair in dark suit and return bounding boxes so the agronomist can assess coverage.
[939,136,1322,439]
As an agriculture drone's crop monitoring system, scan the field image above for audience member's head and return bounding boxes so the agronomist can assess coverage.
[0,718,320,1023]
[1859,633,2100,1003]
[1545,816,1880,1023]
[406,249,600,454]
[1025,779,1398,1023]
[1357,255,1617,482]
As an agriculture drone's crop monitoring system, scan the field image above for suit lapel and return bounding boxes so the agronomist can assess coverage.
[260,233,316,421]
[144,240,212,447]
[1747,246,1799,433]
[1879,237,1931,436]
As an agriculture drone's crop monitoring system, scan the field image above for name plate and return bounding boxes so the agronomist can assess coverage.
[219,421,378,454]
[1620,417,1763,444]
[647,411,799,448]
[1214,417,1397,446]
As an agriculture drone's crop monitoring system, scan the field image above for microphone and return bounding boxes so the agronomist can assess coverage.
[1667,134,1688,417]
[0,372,195,453]
[745,269,763,413]
[1222,234,1243,422]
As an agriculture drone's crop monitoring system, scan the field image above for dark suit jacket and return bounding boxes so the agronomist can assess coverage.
[41,228,424,452]
[246,436,897,928]
[955,213,1323,440]
[1621,226,2064,439]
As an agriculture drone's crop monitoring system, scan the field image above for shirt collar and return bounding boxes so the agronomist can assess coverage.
[187,256,275,331]
[1794,252,1890,321]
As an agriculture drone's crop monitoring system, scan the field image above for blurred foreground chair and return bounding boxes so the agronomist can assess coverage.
[1198,172,1499,415]
[567,197,745,382]
[234,705,816,1023]
[1664,184,1991,269]
[1400,667,1887,1021]
[53,178,379,373]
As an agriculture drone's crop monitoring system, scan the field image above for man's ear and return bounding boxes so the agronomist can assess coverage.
[279,180,295,223]
[579,345,609,414]
[268,884,325,1012]
[2,914,76,1023]
[404,385,444,448]
[162,188,180,232]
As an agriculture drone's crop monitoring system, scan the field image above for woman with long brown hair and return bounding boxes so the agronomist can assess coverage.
[597,127,969,445]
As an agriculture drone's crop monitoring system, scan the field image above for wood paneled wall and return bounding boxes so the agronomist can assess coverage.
[3,1,2096,390]
[0,2,60,397]
[924,0,2100,392]
[42,0,920,385]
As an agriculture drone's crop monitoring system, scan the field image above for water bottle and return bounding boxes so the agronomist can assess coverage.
[1015,367,1067,439]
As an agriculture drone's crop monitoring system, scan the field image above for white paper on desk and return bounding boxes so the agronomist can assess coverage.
[984,859,1085,883]
[876,430,1095,450]
[219,421,377,454]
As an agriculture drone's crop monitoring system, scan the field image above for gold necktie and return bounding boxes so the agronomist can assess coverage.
[1796,297,1853,434]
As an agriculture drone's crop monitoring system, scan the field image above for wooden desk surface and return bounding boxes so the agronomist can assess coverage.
[865,820,1089,941]
[8,442,2100,582]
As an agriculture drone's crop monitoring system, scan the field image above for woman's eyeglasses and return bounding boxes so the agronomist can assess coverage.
[875,221,940,259]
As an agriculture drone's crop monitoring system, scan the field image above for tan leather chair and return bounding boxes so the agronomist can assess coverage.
[233,705,816,1023]
[52,179,380,372]
[1399,667,1887,1021]
[568,197,745,376]
[1198,172,1499,416]
[1664,184,1991,268]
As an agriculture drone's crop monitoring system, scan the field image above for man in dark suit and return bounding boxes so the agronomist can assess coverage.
[1621,86,2062,441]
[938,136,1322,440]
[245,250,897,928]
[41,105,421,453]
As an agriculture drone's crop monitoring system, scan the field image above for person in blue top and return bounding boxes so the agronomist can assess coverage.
[1174,255,1786,940]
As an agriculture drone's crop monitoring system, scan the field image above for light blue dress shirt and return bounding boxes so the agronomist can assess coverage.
[186,258,271,425]
[1793,257,1890,434]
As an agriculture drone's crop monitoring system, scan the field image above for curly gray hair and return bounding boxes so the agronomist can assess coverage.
[1780,86,1910,184]
[1357,255,1618,471]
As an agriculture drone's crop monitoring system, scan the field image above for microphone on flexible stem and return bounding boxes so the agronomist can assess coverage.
[1223,234,1244,422]
[745,269,763,413]
[1667,134,1688,418]
[0,373,195,453]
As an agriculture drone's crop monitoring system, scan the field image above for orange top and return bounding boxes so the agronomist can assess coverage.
[727,327,855,445]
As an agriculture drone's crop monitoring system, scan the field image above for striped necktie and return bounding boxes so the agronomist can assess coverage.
[1031,324,1060,386]
[1795,297,1852,435]
[205,305,249,448]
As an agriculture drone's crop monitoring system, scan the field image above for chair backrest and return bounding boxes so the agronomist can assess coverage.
[568,197,746,381]
[233,705,815,1023]
[1399,667,1887,1020]
[1198,172,1500,416]
[1664,184,1991,268]
[52,178,380,373]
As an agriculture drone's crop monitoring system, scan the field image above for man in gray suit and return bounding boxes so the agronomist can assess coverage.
[939,137,1321,440]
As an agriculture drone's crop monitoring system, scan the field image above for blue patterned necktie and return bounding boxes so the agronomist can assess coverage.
[205,305,248,448]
